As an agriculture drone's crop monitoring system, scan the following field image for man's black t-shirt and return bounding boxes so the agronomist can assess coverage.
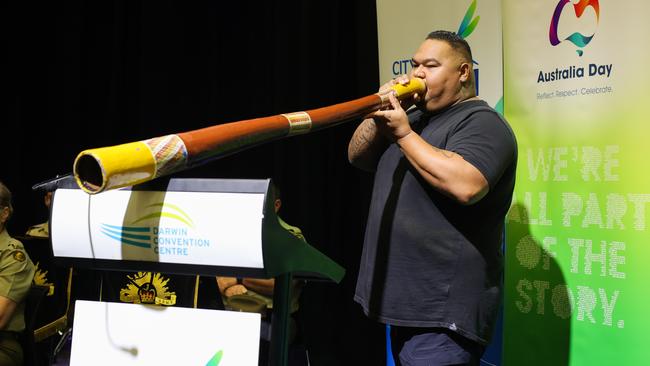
[354,100,517,345]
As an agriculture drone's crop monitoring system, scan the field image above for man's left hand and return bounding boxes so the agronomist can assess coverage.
[371,91,412,141]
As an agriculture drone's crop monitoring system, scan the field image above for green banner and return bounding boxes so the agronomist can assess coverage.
[503,0,650,364]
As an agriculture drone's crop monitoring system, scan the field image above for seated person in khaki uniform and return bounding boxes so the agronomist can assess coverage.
[0,181,36,366]
[217,183,305,320]
[217,183,307,362]
[24,191,52,239]
[216,183,309,365]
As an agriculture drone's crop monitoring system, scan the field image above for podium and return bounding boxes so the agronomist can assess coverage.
[49,177,345,365]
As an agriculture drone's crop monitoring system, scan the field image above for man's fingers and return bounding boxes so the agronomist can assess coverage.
[372,110,387,118]
[396,75,410,85]
[388,91,403,110]
[380,75,410,93]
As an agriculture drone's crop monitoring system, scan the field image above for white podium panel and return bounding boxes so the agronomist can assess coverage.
[70,300,261,366]
[51,188,265,269]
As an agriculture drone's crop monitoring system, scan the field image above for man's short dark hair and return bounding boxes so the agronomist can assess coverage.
[426,30,473,63]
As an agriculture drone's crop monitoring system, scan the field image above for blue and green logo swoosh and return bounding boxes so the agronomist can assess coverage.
[205,350,223,366]
[457,0,479,39]
[130,203,195,227]
[100,224,152,248]
[100,202,195,247]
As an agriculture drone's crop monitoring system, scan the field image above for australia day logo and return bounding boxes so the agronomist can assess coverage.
[538,0,611,88]
[100,202,211,256]
[549,0,600,56]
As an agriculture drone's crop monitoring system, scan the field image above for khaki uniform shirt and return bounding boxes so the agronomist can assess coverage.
[24,222,49,238]
[0,229,36,332]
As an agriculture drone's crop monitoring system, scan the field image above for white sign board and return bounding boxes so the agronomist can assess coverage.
[70,300,261,365]
[51,188,266,268]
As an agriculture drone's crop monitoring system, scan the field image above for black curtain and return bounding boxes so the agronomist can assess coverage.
[5,0,386,364]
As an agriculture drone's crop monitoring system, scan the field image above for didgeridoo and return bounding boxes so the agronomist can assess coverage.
[73,79,425,194]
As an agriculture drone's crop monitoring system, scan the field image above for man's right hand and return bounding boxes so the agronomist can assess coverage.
[224,284,248,297]
[378,75,420,110]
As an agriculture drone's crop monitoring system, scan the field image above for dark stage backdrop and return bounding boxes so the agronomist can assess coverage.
[5,1,387,365]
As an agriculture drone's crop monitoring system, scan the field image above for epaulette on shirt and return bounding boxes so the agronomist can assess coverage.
[286,227,305,241]
[25,222,49,238]
[277,217,305,242]
[4,238,28,263]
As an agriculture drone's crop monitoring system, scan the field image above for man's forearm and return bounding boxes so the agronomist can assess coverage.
[241,278,275,296]
[396,132,489,205]
[348,118,389,172]
[0,296,17,330]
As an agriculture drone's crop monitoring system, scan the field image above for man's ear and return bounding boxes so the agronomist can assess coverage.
[459,62,471,83]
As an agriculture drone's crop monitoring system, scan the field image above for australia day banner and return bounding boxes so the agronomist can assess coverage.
[503,0,650,364]
[376,0,503,110]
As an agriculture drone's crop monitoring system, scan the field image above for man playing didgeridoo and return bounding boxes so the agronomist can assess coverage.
[348,30,517,365]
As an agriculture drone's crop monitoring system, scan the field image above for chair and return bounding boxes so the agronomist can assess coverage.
[22,285,49,366]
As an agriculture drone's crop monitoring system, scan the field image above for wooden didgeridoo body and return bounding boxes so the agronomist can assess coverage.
[73,79,425,194]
